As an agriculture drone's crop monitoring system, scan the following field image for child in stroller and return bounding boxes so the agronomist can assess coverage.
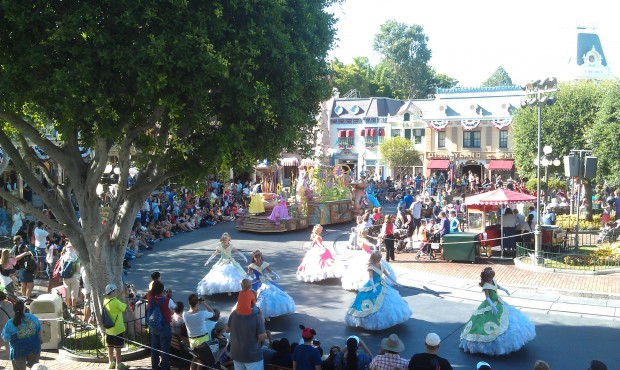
[597,220,620,244]
[415,219,437,260]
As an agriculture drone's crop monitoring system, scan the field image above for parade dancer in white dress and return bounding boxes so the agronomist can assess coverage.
[345,251,412,331]
[197,232,248,296]
[341,228,397,291]
[248,250,295,320]
[297,224,342,283]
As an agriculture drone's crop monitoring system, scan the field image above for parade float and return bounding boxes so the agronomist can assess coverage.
[236,162,355,233]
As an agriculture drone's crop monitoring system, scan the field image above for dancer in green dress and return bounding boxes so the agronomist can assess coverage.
[460,267,535,356]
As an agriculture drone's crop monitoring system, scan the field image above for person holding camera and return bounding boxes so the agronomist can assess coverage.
[183,293,215,370]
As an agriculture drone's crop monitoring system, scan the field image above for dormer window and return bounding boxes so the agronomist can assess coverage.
[351,105,360,114]
[334,105,344,115]
[404,113,410,121]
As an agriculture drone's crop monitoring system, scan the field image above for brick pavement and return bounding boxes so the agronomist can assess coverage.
[392,250,620,298]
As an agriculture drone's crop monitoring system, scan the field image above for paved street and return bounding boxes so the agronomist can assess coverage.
[2,219,619,369]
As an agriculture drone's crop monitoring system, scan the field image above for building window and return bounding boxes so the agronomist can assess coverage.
[391,129,401,137]
[404,113,410,121]
[463,131,481,148]
[499,130,508,148]
[438,131,446,148]
[414,129,425,144]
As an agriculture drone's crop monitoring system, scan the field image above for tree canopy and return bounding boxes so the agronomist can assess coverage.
[379,136,421,168]
[0,0,338,323]
[373,20,434,99]
[587,80,620,186]
[482,66,513,87]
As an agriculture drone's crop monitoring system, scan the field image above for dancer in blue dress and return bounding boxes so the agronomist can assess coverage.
[344,251,412,330]
[460,267,536,356]
[248,250,295,320]
[197,232,248,296]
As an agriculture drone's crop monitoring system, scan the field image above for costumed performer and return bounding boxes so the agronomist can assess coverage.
[267,198,290,226]
[248,250,295,320]
[297,224,342,283]
[248,188,265,215]
[460,267,536,356]
[197,232,248,296]
[341,228,397,291]
[344,251,411,330]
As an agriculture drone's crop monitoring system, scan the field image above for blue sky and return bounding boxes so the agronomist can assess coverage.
[328,0,620,87]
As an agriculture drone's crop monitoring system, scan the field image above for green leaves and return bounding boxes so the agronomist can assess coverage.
[379,136,421,168]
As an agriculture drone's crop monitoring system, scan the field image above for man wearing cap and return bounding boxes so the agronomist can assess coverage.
[369,334,409,370]
[292,327,322,370]
[103,283,129,370]
[408,333,453,370]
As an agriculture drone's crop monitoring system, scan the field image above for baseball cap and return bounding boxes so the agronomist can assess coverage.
[425,333,441,347]
[477,361,492,370]
[104,283,117,295]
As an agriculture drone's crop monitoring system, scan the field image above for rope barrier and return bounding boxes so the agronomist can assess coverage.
[52,316,223,369]
[361,228,537,245]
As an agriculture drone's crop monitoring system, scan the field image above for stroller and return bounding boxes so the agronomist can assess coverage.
[394,229,412,253]
[597,221,620,244]
[415,230,440,260]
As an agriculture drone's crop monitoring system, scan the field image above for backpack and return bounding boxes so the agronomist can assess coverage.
[59,260,75,278]
[101,299,116,329]
[24,256,37,273]
[147,297,166,333]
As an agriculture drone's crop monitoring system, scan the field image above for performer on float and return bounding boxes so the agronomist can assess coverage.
[460,267,536,356]
[341,228,397,291]
[297,224,342,283]
[197,232,248,296]
[247,250,295,320]
[345,251,411,330]
[248,182,265,215]
[267,198,290,226]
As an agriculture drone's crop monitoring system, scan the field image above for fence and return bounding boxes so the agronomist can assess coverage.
[516,243,620,271]
[61,309,150,358]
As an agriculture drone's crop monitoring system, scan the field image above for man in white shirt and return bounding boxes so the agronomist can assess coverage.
[34,221,49,274]
[410,197,423,234]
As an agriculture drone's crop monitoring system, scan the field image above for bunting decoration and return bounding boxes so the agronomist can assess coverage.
[428,120,449,130]
[492,118,512,129]
[461,119,480,130]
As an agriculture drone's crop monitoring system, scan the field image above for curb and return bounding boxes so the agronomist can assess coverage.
[59,347,149,363]
[514,255,620,276]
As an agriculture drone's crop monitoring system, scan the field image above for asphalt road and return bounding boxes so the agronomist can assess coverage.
[125,219,619,369]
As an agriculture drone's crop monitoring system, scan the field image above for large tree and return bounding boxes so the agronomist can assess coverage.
[373,20,433,99]
[0,0,336,324]
[586,79,620,186]
[511,80,602,219]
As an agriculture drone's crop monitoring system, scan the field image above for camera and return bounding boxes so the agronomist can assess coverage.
[198,296,205,302]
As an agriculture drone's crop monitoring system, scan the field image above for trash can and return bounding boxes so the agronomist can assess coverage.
[29,293,63,350]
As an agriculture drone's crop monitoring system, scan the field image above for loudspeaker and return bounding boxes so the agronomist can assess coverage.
[564,155,580,177]
[584,156,598,179]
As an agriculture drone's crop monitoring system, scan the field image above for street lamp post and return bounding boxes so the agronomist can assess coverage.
[535,145,561,208]
[448,152,455,192]
[522,78,558,265]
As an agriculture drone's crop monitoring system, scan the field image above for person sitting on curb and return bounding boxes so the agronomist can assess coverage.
[369,333,409,370]
[408,332,453,370]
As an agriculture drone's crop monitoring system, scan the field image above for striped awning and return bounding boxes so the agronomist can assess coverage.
[300,158,315,167]
[427,159,450,170]
[281,157,299,166]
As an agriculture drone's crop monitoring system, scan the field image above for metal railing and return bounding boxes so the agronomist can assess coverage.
[61,310,150,358]
[516,243,620,271]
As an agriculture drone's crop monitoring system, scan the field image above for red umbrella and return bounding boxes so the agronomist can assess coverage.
[465,188,536,206]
